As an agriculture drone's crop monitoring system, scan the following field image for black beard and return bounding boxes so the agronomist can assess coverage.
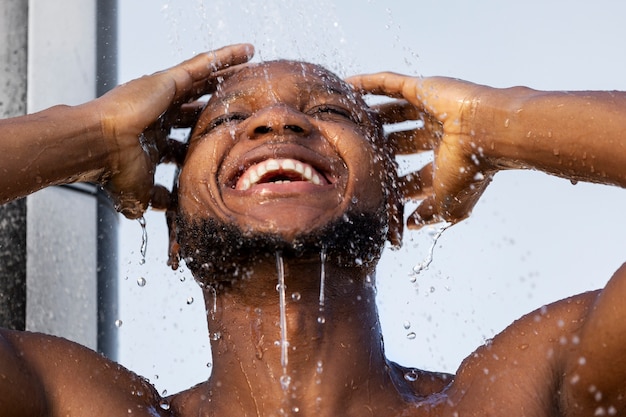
[176,207,388,286]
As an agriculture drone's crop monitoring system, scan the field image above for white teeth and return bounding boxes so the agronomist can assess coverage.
[266,159,280,171]
[281,159,296,171]
[235,158,328,191]
[249,169,259,184]
[303,166,312,181]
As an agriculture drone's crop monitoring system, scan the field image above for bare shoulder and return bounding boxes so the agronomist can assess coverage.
[1,329,169,417]
[416,291,599,416]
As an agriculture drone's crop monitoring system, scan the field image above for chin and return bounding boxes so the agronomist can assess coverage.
[175,205,388,286]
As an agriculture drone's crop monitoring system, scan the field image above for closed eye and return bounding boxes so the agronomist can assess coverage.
[205,113,248,133]
[309,105,356,122]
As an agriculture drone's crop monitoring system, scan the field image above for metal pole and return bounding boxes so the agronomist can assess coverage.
[96,0,119,361]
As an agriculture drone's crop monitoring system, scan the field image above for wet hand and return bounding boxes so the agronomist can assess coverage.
[89,43,254,219]
[347,73,498,229]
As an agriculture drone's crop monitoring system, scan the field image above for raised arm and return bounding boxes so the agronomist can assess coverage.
[347,74,626,228]
[0,43,254,218]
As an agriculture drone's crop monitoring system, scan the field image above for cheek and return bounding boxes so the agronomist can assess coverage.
[177,138,231,216]
[326,126,386,210]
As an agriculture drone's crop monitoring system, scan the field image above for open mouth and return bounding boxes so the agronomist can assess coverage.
[234,158,330,191]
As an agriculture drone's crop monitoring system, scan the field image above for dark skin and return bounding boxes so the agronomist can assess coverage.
[1,45,626,416]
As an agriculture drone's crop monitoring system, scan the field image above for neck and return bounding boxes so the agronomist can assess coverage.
[193,252,408,416]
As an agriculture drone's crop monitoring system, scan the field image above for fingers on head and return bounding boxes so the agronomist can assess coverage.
[346,72,407,98]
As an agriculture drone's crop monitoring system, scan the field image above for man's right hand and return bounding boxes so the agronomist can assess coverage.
[86,43,254,218]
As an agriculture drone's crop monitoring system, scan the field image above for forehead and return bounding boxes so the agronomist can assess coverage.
[208,61,358,107]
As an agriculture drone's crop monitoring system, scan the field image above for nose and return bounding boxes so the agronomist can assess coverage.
[244,105,313,139]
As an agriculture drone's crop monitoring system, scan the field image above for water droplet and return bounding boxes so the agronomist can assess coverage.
[206,362,212,368]
[403,320,411,330]
[137,216,148,265]
[406,332,416,340]
[280,374,291,390]
[209,331,221,341]
[518,343,529,350]
[115,319,123,328]
[291,292,301,301]
[404,369,418,381]
[317,316,326,324]
[136,277,146,287]
[186,296,194,305]
[159,399,170,410]
[503,118,510,128]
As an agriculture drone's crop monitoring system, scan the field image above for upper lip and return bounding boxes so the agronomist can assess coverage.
[219,143,344,190]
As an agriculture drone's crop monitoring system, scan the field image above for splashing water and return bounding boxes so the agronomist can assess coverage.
[410,223,451,279]
[137,216,147,265]
[318,247,327,325]
[275,251,290,389]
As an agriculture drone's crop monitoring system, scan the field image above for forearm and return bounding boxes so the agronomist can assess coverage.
[479,88,626,187]
[0,103,110,203]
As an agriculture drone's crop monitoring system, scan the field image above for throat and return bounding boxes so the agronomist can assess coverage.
[203,253,395,415]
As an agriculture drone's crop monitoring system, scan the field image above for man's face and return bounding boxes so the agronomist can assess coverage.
[176,61,394,277]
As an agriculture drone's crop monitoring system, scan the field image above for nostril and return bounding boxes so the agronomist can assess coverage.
[284,125,304,133]
[254,126,273,134]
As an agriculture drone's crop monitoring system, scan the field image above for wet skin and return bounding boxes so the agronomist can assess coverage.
[178,61,389,242]
[3,56,626,417]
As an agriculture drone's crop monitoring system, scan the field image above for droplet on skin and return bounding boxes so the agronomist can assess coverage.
[115,319,123,328]
[280,374,291,390]
[159,399,170,410]
[404,369,419,381]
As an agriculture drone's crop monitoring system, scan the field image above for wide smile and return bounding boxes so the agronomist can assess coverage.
[234,157,330,191]
[220,144,343,196]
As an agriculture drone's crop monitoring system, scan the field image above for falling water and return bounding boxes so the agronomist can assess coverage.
[275,251,290,390]
[137,216,148,265]
[411,223,451,278]
[318,247,327,325]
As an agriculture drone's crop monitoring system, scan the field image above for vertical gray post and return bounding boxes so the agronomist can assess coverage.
[0,0,28,331]
[0,0,119,359]
[96,0,119,360]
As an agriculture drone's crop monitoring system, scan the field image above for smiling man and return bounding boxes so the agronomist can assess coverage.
[2,44,626,417]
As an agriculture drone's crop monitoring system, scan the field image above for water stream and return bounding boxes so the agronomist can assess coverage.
[411,223,451,279]
[275,251,291,391]
[318,247,327,325]
[138,216,148,265]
